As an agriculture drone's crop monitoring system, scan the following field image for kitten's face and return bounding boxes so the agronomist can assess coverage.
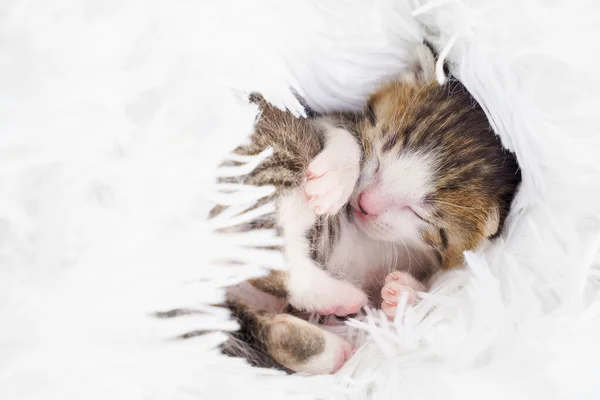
[349,136,435,249]
[348,79,521,269]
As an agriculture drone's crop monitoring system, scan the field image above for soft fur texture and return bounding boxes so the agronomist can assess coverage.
[220,57,520,373]
[1,1,600,400]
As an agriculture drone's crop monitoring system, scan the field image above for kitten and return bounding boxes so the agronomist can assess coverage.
[214,44,521,374]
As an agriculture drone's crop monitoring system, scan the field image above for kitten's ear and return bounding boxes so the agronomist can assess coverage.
[483,205,501,238]
[406,43,436,82]
[290,88,320,118]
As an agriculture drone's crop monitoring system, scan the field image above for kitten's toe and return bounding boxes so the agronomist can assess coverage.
[304,154,359,215]
[381,298,398,320]
[304,174,344,214]
[384,270,426,290]
[304,174,352,215]
[380,279,421,320]
[381,281,418,304]
[306,155,329,180]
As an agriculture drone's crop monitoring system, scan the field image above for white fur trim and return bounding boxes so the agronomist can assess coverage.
[1,0,599,399]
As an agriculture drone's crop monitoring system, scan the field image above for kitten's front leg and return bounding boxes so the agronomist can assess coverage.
[284,122,366,315]
[304,119,361,215]
[278,192,368,317]
[288,262,368,316]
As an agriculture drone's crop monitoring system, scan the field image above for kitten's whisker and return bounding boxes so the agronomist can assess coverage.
[398,236,412,272]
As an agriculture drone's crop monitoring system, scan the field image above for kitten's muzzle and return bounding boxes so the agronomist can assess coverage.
[357,188,393,216]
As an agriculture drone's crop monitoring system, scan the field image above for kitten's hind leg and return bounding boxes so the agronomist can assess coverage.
[226,301,353,374]
[247,269,288,299]
[267,314,353,374]
[279,191,368,316]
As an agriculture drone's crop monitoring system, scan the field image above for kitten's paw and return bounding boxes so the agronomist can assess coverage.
[298,331,353,374]
[304,140,360,216]
[380,271,425,320]
[290,329,353,374]
[290,278,368,317]
[268,315,353,375]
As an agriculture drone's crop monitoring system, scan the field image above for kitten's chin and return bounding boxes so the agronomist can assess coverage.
[350,208,394,241]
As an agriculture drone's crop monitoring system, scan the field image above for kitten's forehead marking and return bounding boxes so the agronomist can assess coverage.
[376,146,436,200]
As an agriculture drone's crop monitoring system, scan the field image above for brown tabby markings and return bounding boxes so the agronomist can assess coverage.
[223,301,325,372]
[248,270,288,299]
[212,69,520,372]
[266,314,326,368]
[359,79,520,269]
[236,94,322,189]
[218,97,335,371]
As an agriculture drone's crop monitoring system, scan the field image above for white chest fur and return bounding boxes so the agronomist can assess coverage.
[325,216,432,298]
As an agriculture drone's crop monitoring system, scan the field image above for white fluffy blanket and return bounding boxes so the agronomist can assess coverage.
[2,1,600,399]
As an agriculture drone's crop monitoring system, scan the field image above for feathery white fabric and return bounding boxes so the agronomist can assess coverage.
[1,0,599,399]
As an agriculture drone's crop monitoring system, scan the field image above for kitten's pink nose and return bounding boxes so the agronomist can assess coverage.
[358,188,394,216]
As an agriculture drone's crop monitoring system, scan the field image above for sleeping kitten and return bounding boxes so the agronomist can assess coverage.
[213,44,521,374]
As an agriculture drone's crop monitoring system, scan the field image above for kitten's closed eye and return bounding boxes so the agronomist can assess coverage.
[366,103,377,126]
